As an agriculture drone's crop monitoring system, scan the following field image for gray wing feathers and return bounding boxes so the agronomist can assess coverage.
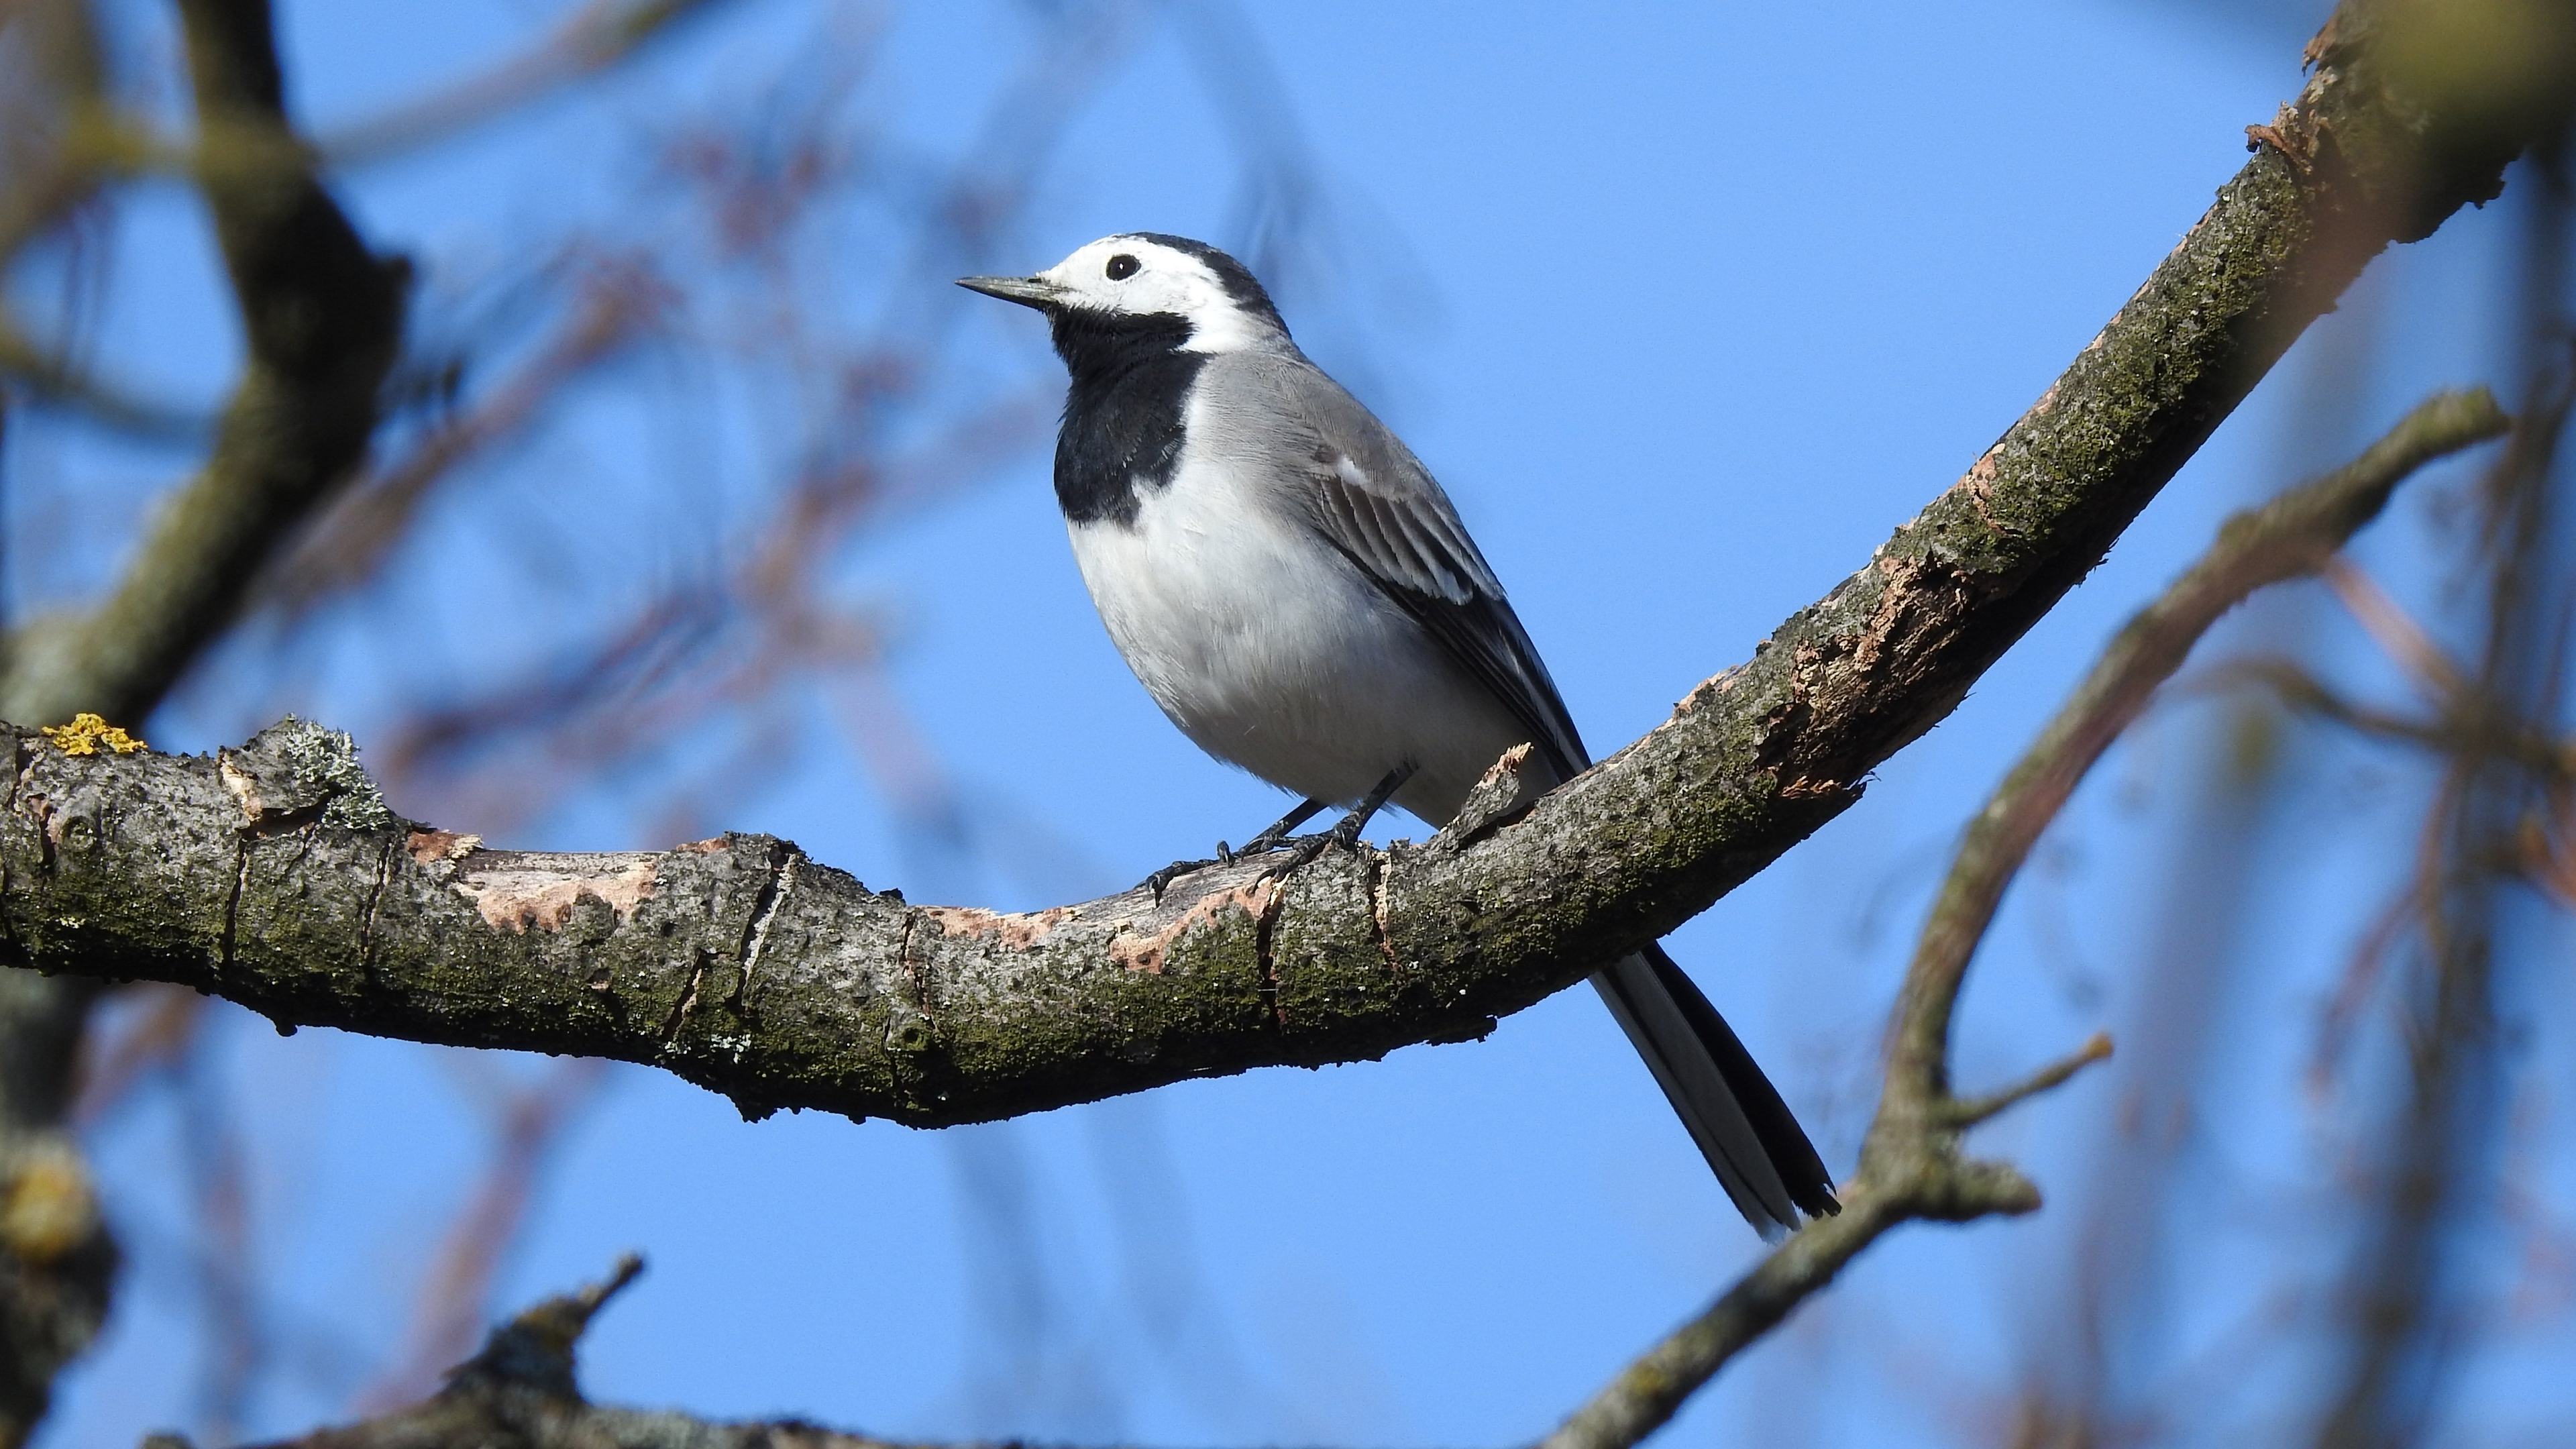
[1205,354,1589,773]
[1201,354,1498,596]
[1592,955,1801,1234]
[1317,469,1484,605]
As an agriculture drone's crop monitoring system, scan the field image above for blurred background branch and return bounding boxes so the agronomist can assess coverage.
[1,0,405,1441]
[1538,387,2507,1449]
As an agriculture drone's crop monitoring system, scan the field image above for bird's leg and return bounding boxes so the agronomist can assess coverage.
[1144,800,1332,902]
[1259,764,1415,883]
[1228,798,1328,860]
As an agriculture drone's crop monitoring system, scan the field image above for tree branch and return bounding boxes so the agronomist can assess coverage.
[196,1257,951,1449]
[315,0,736,165]
[0,0,2554,1137]
[1531,386,2508,1449]
[0,384,2508,1150]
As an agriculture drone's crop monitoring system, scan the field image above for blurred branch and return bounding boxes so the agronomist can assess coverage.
[2320,556,2470,700]
[5,0,733,218]
[257,254,668,620]
[0,312,208,441]
[180,1028,260,1445]
[1536,388,2507,1449]
[357,1059,611,1414]
[2233,653,2576,783]
[68,983,206,1128]
[0,3,408,1440]
[371,382,1046,837]
[2312,182,2576,1449]
[1,0,410,727]
[316,0,735,165]
[0,0,107,274]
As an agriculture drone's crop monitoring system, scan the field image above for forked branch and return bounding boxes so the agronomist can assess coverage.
[1535,388,2508,1449]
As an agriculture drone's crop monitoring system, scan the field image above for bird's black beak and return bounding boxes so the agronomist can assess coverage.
[956,274,1064,310]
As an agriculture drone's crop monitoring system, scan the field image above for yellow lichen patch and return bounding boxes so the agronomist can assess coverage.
[1,1140,97,1264]
[40,713,146,757]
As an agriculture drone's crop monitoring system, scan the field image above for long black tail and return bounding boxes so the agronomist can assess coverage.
[1589,942,1839,1235]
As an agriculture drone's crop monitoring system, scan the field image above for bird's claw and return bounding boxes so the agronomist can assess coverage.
[1141,856,1222,902]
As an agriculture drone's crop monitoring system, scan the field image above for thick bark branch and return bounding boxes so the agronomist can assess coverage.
[0,3,2558,1138]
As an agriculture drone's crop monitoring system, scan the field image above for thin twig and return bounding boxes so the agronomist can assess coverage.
[317,0,735,164]
[356,1059,612,1413]
[2321,557,2469,702]
[1950,1032,2117,1128]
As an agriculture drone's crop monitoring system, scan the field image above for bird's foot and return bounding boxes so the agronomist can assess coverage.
[1254,765,1413,885]
[1254,823,1362,884]
[1140,811,1325,900]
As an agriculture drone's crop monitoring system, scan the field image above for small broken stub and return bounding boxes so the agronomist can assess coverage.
[1676,667,1743,715]
[454,857,656,933]
[1437,743,1538,849]
[216,718,397,830]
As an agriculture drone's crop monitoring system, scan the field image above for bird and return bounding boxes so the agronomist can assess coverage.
[960,233,1837,1236]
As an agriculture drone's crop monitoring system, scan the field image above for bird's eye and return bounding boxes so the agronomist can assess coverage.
[1105,254,1139,280]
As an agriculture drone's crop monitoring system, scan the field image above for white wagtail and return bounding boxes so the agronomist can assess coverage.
[961,234,1837,1235]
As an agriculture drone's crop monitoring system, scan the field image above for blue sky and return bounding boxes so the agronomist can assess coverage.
[19,1,2575,1444]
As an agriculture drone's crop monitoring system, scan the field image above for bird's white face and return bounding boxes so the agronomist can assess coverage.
[1027,235,1281,354]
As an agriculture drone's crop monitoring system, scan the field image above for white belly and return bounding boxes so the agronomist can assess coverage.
[1067,459,1530,824]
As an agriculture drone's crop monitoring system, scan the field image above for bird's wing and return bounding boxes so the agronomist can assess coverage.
[1248,356,1592,779]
